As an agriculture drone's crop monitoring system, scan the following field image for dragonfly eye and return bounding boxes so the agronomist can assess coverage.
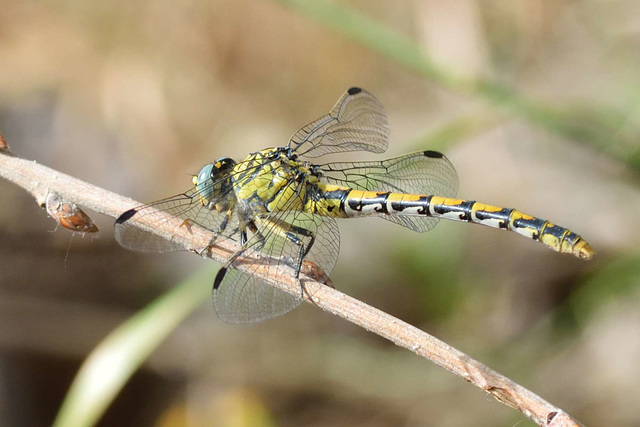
[195,163,215,201]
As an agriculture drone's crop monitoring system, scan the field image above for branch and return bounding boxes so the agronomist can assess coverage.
[0,149,582,427]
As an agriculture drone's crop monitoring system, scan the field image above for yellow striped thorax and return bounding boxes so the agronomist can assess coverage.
[193,147,353,219]
[230,147,315,213]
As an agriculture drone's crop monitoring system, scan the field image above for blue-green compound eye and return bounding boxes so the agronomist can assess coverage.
[195,164,215,201]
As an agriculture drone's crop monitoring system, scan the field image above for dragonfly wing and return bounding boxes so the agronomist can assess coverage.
[288,87,390,158]
[114,187,239,253]
[320,151,459,232]
[214,211,339,324]
[213,268,302,324]
[281,211,340,277]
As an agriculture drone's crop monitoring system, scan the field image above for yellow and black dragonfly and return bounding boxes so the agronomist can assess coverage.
[115,87,594,323]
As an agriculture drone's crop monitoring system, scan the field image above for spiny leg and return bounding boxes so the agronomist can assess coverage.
[189,207,235,258]
[246,220,266,250]
[214,214,316,298]
[213,213,318,298]
[254,216,316,299]
[213,220,265,290]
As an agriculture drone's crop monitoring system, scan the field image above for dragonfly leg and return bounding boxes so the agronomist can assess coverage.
[213,220,263,290]
[214,217,317,299]
[195,208,235,258]
[287,223,316,268]
[246,220,266,250]
[289,226,316,299]
[255,217,316,299]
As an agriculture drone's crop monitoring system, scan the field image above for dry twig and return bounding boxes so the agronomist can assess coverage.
[0,149,582,427]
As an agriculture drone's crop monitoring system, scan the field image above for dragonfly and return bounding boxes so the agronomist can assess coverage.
[115,87,594,324]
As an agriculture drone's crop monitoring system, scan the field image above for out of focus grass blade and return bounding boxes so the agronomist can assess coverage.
[53,266,215,427]
[277,0,465,89]
[276,0,640,167]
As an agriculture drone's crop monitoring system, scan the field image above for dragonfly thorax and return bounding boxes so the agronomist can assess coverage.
[230,147,320,214]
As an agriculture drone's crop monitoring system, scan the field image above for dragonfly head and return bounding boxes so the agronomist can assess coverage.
[193,157,236,204]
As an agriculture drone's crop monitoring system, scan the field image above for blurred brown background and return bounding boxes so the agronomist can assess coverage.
[1,1,639,426]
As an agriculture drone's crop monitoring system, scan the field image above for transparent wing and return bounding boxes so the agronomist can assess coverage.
[113,158,274,253]
[114,186,239,253]
[214,209,339,324]
[320,150,459,232]
[288,87,390,158]
[213,267,302,324]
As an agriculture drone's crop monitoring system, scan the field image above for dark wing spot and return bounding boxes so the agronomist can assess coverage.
[424,150,444,159]
[116,208,138,224]
[213,267,228,290]
[347,87,362,95]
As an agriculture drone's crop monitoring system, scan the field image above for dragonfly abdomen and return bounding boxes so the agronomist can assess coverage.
[343,190,594,259]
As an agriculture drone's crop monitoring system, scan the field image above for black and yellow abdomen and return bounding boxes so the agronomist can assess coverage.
[321,187,594,259]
